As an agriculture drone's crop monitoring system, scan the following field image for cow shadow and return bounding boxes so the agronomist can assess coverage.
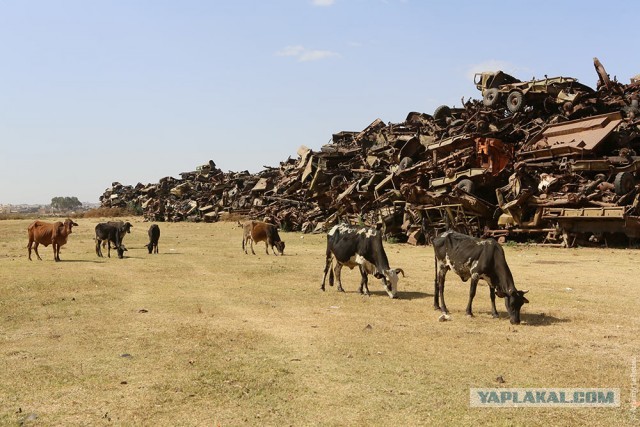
[59,260,102,263]
[399,291,431,300]
[521,312,570,327]
[366,290,431,300]
[148,251,181,255]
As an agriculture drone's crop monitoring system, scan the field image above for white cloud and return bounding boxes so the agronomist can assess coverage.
[466,60,533,81]
[276,45,340,62]
[312,0,335,6]
[276,45,305,57]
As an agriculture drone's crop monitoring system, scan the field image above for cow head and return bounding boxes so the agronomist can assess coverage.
[504,289,529,324]
[64,218,79,232]
[381,268,404,298]
[275,240,285,255]
[121,222,133,234]
[116,244,128,259]
[146,242,154,254]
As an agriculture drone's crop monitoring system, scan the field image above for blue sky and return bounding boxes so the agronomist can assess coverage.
[1,0,639,204]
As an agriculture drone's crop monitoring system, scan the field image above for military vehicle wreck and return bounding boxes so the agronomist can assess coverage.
[100,58,640,247]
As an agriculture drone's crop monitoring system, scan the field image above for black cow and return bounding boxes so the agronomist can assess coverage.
[321,224,404,298]
[102,221,133,251]
[433,231,529,324]
[95,222,128,259]
[146,224,160,254]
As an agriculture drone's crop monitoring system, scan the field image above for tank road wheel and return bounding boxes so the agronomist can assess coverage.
[433,105,452,122]
[482,88,501,107]
[506,91,525,113]
[614,171,635,195]
[456,178,476,195]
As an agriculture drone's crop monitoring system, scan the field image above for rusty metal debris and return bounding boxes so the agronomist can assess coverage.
[100,58,640,247]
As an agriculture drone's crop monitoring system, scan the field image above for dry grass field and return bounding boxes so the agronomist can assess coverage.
[1,217,639,426]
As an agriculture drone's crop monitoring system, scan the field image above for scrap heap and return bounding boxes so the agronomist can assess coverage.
[100,58,640,246]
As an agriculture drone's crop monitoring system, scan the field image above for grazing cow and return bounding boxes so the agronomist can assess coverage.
[432,231,529,324]
[95,222,128,259]
[321,224,404,298]
[242,221,285,255]
[146,224,160,254]
[27,218,78,262]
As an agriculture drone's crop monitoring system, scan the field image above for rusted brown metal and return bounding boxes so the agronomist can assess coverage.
[99,58,640,247]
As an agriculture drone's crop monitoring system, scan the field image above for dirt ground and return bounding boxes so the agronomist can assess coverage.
[1,218,639,426]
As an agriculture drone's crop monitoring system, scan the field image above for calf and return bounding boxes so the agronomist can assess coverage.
[433,231,529,324]
[242,221,285,255]
[321,224,404,298]
[27,218,78,262]
[95,222,128,259]
[146,224,160,254]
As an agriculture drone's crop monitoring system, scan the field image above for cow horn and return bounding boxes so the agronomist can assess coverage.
[520,289,529,294]
[395,268,405,277]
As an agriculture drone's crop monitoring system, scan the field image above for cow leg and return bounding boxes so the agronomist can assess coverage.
[358,266,370,296]
[489,286,499,318]
[33,242,42,261]
[334,263,345,292]
[265,241,270,255]
[437,268,449,314]
[53,243,59,262]
[321,254,332,291]
[434,261,448,311]
[466,277,479,317]
[96,239,103,257]
[27,240,33,261]
[433,257,441,310]
[249,238,256,255]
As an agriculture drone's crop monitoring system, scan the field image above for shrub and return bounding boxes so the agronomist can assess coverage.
[79,207,133,218]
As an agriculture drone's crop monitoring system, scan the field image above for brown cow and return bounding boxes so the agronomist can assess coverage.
[27,218,78,262]
[242,220,285,255]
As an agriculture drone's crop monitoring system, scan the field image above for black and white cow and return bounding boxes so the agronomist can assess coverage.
[321,224,404,298]
[95,222,128,259]
[433,231,529,324]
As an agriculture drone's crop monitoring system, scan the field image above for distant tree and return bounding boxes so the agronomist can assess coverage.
[51,196,82,211]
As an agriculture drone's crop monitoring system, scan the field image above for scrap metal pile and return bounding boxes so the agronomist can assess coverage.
[100,58,640,246]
